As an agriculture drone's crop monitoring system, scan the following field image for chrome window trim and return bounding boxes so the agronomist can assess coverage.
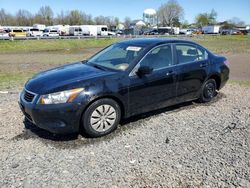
[129,43,173,77]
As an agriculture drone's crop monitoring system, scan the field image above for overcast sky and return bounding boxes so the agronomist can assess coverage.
[1,0,249,24]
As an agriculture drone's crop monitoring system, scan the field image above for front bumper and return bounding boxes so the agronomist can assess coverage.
[19,91,85,134]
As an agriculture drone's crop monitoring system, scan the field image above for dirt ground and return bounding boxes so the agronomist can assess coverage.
[0,84,249,187]
[226,53,250,81]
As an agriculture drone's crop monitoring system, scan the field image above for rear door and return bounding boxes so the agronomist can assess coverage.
[174,43,209,102]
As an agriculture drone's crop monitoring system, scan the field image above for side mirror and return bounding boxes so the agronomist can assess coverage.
[137,66,153,76]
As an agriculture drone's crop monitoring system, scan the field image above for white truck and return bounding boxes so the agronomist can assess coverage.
[202,25,220,34]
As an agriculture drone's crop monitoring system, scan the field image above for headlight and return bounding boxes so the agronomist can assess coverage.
[38,88,84,104]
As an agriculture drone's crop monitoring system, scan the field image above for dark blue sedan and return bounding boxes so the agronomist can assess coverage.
[19,38,229,137]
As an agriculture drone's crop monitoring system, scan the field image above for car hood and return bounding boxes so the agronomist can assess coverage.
[25,62,115,94]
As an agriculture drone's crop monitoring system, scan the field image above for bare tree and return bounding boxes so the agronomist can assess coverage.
[0,8,15,25]
[157,0,184,27]
[228,17,245,27]
[67,10,83,25]
[55,10,68,25]
[16,9,33,26]
[37,6,54,25]
[124,17,131,29]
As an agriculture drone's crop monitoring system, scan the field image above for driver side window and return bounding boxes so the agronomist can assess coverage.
[140,45,173,71]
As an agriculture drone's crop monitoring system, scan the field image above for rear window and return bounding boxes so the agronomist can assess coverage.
[176,44,208,64]
[30,29,39,31]
[13,30,22,32]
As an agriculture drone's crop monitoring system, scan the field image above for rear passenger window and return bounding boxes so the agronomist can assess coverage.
[176,44,209,64]
[197,47,208,61]
[176,45,198,64]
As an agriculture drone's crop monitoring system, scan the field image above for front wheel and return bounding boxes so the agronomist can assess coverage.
[199,79,217,103]
[82,98,121,137]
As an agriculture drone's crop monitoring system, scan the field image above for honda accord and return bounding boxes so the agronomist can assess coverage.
[19,39,229,137]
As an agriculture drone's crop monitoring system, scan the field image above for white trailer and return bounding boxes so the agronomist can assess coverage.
[69,26,83,36]
[33,24,46,31]
[96,25,108,36]
[202,25,220,34]
[80,25,108,36]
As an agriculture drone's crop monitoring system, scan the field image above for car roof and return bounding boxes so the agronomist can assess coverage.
[117,38,199,47]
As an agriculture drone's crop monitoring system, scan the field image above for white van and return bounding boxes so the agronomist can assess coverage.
[26,28,43,37]
[43,29,59,37]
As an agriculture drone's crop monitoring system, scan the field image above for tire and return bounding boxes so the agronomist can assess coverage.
[199,79,217,103]
[81,98,121,137]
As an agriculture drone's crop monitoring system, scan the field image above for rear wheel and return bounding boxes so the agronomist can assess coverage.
[199,79,217,103]
[81,98,121,137]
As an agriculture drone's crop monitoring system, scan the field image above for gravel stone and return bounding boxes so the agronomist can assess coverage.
[0,84,249,187]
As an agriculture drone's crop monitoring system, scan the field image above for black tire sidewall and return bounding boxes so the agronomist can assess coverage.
[200,79,217,103]
[82,98,121,137]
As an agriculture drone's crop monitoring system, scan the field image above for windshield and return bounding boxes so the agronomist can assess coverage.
[87,43,145,71]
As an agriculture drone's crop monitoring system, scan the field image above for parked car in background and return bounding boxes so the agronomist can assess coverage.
[0,30,9,38]
[9,29,26,37]
[115,30,124,36]
[220,29,231,35]
[107,31,116,36]
[19,38,229,137]
[43,29,59,37]
[144,29,159,35]
[26,28,43,37]
[231,29,245,35]
[179,29,194,35]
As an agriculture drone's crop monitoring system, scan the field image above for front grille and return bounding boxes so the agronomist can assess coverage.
[24,90,35,103]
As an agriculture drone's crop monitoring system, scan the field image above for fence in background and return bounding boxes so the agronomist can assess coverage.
[0,34,222,41]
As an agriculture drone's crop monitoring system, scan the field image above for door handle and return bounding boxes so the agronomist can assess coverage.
[200,63,208,68]
[166,70,175,76]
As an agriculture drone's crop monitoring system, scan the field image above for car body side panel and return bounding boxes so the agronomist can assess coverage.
[128,67,177,116]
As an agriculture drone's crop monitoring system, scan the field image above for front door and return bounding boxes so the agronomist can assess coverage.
[128,44,177,116]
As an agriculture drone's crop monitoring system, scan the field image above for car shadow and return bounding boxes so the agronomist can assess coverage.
[15,92,226,146]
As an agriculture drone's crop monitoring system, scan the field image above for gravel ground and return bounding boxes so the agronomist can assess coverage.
[0,84,249,187]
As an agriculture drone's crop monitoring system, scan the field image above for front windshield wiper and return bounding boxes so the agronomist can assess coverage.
[90,63,107,71]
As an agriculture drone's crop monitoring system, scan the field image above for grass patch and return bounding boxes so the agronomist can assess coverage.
[0,35,250,54]
[0,38,120,54]
[191,35,250,54]
[229,80,250,87]
[0,72,34,89]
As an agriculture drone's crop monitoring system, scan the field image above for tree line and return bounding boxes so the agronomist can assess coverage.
[0,6,120,28]
[0,0,246,29]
